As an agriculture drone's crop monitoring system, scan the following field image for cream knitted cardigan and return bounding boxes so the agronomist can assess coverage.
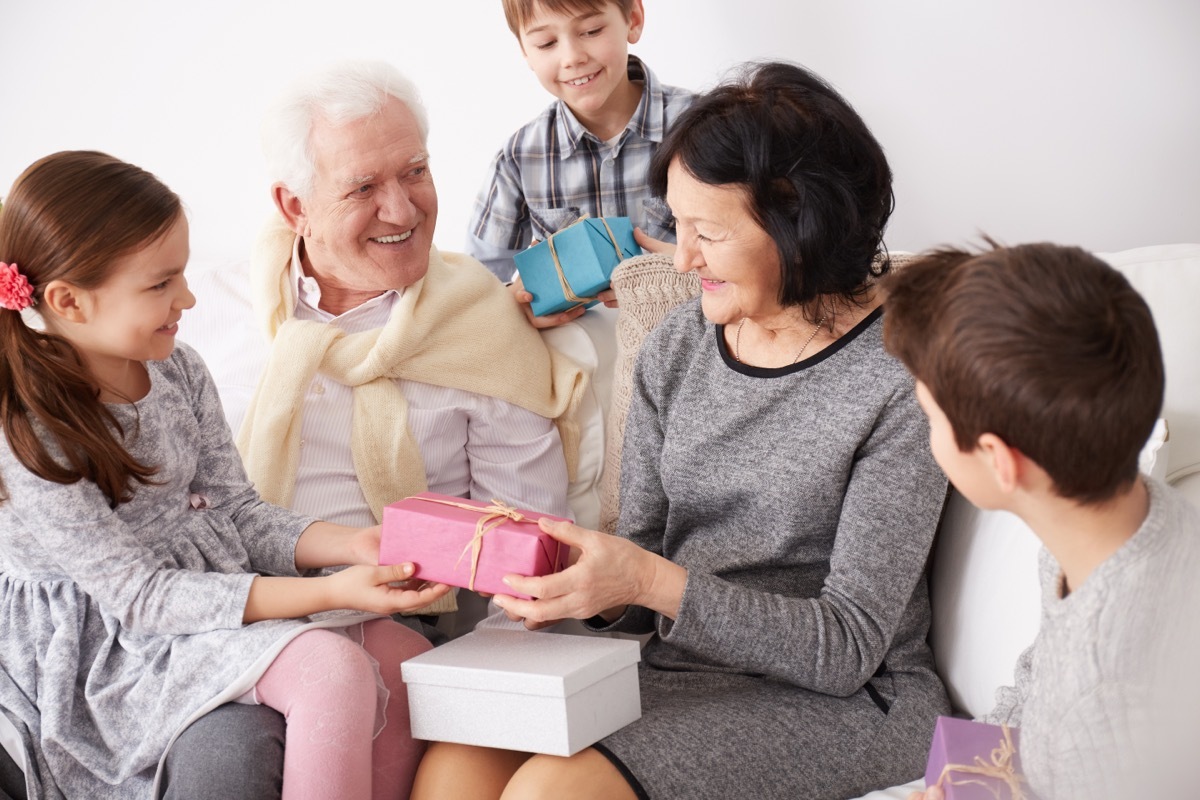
[236,217,586,527]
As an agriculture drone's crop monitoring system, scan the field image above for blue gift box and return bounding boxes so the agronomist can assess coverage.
[514,216,641,317]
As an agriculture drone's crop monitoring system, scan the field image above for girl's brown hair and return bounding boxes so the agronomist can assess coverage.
[0,150,183,507]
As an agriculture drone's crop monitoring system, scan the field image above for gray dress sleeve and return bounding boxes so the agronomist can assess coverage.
[173,344,315,576]
[2,454,253,636]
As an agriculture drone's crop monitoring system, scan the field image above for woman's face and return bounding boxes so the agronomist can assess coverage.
[665,158,783,326]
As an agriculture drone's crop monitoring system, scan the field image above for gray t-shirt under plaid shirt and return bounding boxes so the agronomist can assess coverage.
[465,55,694,281]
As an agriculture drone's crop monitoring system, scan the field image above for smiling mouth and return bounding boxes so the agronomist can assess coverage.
[371,231,413,244]
[563,71,600,87]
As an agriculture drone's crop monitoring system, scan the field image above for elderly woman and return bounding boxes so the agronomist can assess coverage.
[412,61,951,800]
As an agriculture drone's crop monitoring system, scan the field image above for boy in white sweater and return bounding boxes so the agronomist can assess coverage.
[882,242,1200,799]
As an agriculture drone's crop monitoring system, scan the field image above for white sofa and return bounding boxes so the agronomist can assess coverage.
[182,241,1200,798]
[2,243,1195,798]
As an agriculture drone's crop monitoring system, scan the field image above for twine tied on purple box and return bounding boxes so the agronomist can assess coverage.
[934,724,1026,800]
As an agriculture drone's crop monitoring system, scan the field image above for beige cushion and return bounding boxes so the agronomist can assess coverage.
[598,255,700,533]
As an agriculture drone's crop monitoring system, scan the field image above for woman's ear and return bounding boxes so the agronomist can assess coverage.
[40,279,90,324]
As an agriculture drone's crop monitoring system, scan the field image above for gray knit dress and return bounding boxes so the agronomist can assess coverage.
[0,343,378,799]
[590,299,951,799]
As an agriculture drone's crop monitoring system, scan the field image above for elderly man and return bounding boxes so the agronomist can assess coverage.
[242,59,582,540]
[141,60,585,800]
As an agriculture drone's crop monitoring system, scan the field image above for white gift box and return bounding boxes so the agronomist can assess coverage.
[401,628,642,756]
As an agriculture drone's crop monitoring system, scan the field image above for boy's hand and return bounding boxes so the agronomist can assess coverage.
[328,563,452,615]
[510,274,588,329]
[633,226,676,256]
[907,787,942,800]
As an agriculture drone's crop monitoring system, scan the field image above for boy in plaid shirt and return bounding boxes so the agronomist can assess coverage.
[467,0,692,325]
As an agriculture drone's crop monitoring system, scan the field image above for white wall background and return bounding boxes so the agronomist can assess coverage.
[1,0,1197,265]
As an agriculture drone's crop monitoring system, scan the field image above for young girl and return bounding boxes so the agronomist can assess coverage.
[0,150,450,800]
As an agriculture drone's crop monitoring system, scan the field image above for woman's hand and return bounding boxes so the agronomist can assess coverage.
[492,518,686,628]
[907,788,941,800]
[327,564,452,615]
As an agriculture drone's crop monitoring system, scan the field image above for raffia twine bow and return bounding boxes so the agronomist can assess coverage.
[934,725,1026,800]
[547,215,625,306]
[411,496,533,591]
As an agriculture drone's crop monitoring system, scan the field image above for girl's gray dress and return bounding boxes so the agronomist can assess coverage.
[590,301,951,799]
[0,343,376,799]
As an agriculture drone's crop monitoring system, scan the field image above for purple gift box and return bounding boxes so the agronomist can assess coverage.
[924,716,1026,799]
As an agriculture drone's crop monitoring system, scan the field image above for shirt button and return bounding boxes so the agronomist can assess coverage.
[299,439,306,448]
[312,382,325,395]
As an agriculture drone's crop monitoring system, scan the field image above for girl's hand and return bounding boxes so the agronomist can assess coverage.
[294,521,383,570]
[327,563,452,615]
[346,524,382,566]
[492,518,684,628]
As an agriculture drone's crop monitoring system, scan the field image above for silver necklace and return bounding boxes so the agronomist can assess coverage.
[733,315,827,365]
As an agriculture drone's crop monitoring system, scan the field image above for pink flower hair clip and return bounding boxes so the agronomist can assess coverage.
[0,262,35,311]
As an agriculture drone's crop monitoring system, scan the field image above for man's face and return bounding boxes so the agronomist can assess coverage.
[296,96,438,294]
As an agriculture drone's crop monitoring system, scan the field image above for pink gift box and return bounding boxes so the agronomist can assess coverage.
[924,716,1026,799]
[378,492,571,599]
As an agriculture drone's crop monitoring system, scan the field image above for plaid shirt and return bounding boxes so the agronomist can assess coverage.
[465,56,694,280]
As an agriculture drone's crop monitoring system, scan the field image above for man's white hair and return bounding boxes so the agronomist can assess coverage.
[261,59,430,200]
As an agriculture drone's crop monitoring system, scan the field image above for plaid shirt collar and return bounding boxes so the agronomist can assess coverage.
[552,55,665,159]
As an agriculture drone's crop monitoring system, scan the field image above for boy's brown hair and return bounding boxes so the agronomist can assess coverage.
[502,0,636,38]
[882,241,1164,504]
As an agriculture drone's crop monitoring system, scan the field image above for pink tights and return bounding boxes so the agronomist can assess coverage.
[253,618,432,800]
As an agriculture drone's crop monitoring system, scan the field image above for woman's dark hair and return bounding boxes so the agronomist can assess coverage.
[649,61,894,314]
[0,150,182,507]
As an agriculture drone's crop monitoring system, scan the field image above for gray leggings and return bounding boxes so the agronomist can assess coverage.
[0,703,286,800]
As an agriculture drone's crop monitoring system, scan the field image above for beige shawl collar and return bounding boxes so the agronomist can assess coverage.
[236,216,585,524]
